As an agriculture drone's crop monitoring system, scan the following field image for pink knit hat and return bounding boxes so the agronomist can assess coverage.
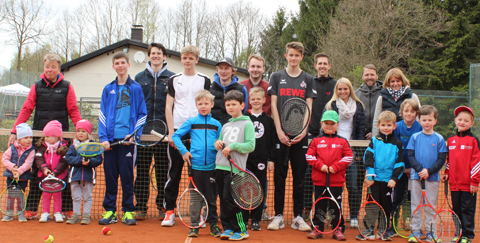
[43,120,62,137]
[76,119,93,134]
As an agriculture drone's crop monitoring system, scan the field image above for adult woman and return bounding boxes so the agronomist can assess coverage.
[371,68,421,137]
[323,77,365,227]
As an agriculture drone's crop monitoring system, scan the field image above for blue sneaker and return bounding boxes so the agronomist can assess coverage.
[220,229,234,240]
[99,211,117,225]
[122,212,136,225]
[426,232,441,242]
[229,231,249,241]
[408,232,421,242]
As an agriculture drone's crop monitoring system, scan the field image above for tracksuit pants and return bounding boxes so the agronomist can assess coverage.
[392,173,409,216]
[241,161,267,224]
[410,179,439,232]
[71,181,94,215]
[191,169,218,225]
[451,191,476,239]
[313,185,345,231]
[217,170,246,233]
[371,181,393,228]
[164,133,190,211]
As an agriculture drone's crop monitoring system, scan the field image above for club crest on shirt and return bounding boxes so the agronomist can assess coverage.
[253,121,264,139]
[300,81,306,88]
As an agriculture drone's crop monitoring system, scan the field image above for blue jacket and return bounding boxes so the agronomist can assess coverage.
[172,113,222,171]
[99,76,147,142]
[3,145,34,180]
[364,133,405,182]
[65,141,103,184]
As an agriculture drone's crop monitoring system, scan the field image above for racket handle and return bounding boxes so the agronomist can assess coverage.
[110,141,120,147]
[421,179,425,190]
[326,172,330,188]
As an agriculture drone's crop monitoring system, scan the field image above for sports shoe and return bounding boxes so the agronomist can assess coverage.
[39,212,50,223]
[408,232,421,242]
[307,226,323,239]
[251,221,261,231]
[24,210,37,219]
[220,229,234,240]
[229,231,249,241]
[161,210,175,226]
[426,232,441,242]
[200,214,206,228]
[66,213,80,224]
[350,218,358,228]
[135,211,146,221]
[386,227,396,237]
[98,211,117,225]
[291,215,311,231]
[2,215,13,222]
[62,211,73,219]
[81,213,90,225]
[210,224,222,237]
[267,214,285,230]
[332,227,346,241]
[460,236,472,243]
[54,212,64,223]
[158,208,166,220]
[261,208,270,221]
[188,228,199,237]
[356,229,374,240]
[381,233,392,241]
[123,212,137,225]
[18,212,27,222]
[420,231,426,240]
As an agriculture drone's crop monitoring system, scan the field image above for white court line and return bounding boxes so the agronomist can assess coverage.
[184,236,192,243]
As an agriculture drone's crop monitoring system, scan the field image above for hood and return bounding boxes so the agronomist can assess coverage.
[358,80,383,93]
[213,73,239,89]
[314,75,335,82]
[146,61,169,78]
[41,73,65,88]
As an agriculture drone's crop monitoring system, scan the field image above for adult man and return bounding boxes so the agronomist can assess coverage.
[354,64,383,140]
[134,43,175,220]
[239,54,271,116]
[210,57,248,125]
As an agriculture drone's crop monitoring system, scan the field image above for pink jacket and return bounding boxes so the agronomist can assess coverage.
[35,142,68,180]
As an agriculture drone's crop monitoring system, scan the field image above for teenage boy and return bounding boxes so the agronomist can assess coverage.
[407,105,447,242]
[163,45,211,226]
[214,90,255,241]
[98,52,147,226]
[134,43,175,220]
[241,87,276,230]
[210,57,248,125]
[357,110,404,241]
[172,90,222,237]
[239,54,271,116]
[267,42,316,232]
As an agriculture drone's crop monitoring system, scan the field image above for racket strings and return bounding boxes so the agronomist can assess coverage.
[311,198,341,233]
[433,210,462,242]
[280,101,308,135]
[358,202,387,239]
[1,188,25,216]
[231,172,262,210]
[177,189,208,228]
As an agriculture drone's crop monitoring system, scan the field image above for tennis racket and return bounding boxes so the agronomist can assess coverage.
[310,172,342,235]
[358,187,387,240]
[76,142,106,161]
[110,119,167,147]
[177,163,208,228]
[393,189,412,238]
[226,153,263,210]
[280,98,310,166]
[0,169,26,217]
[39,173,66,193]
[412,179,437,242]
[150,164,157,191]
[431,180,462,243]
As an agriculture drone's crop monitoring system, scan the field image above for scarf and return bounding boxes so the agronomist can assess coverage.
[336,97,356,120]
[72,138,90,149]
[387,86,407,101]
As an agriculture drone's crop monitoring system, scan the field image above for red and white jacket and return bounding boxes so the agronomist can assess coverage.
[306,133,353,187]
[446,129,480,192]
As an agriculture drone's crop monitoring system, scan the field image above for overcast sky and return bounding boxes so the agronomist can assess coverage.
[0,0,299,70]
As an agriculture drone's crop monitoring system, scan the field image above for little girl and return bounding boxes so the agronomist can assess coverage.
[2,123,35,222]
[35,120,68,223]
[65,119,102,225]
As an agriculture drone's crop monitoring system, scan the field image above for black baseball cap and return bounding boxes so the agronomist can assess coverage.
[216,57,235,67]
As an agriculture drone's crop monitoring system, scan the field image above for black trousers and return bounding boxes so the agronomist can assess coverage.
[304,164,314,210]
[216,170,246,233]
[391,173,409,216]
[134,143,168,212]
[313,185,345,231]
[274,137,308,217]
[191,169,218,225]
[371,181,393,228]
[241,161,267,224]
[451,191,476,239]
[163,134,190,211]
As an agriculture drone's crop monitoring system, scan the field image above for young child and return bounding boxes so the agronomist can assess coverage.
[306,110,352,240]
[444,106,479,243]
[214,90,255,241]
[65,119,103,225]
[407,105,447,242]
[172,90,222,237]
[358,111,405,241]
[241,87,276,231]
[98,52,147,226]
[2,123,34,222]
[35,120,69,223]
[389,98,422,236]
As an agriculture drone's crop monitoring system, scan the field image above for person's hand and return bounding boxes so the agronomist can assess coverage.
[214,140,224,150]
[222,145,231,158]
[471,185,478,194]
[124,134,134,145]
[82,159,89,166]
[277,131,291,146]
[419,168,429,180]
[102,141,111,151]
[388,179,396,188]
[328,166,336,174]
[43,168,51,176]
[13,171,20,180]
[321,165,328,173]
[441,174,448,182]
[291,130,307,145]
[183,152,192,166]
[267,161,274,171]
[365,179,374,188]
[168,134,176,149]
[8,134,16,147]
[365,132,372,140]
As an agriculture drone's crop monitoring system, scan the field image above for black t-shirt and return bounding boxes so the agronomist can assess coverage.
[267,70,316,108]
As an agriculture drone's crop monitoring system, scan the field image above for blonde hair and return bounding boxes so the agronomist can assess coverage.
[399,98,420,118]
[286,42,304,55]
[195,90,215,103]
[325,78,364,110]
[378,111,397,124]
[247,54,265,66]
[181,45,200,58]
[43,54,62,67]
[36,137,68,156]
[383,68,411,89]
[249,87,265,97]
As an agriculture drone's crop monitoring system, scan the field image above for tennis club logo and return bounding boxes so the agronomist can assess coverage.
[318,144,327,148]
[258,163,265,170]
[449,146,456,150]
[461,145,473,150]
[300,81,306,88]
[253,121,264,138]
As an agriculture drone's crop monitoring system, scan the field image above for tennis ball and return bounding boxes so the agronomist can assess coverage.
[44,235,54,243]
[102,226,111,235]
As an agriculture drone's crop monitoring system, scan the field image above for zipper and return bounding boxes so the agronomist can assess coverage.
[205,115,207,166]
[153,74,157,120]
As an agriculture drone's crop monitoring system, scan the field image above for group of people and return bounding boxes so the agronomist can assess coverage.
[1,40,478,243]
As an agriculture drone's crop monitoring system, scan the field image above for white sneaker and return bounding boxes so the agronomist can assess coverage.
[2,215,13,222]
[39,212,50,223]
[18,212,27,222]
[350,218,358,228]
[54,212,64,223]
[291,215,311,231]
[161,210,175,226]
[267,214,285,230]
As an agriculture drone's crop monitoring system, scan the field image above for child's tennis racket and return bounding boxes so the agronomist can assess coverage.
[226,153,263,210]
[412,179,437,242]
[280,98,310,166]
[110,119,167,147]
[393,189,412,238]
[177,163,208,229]
[76,142,106,161]
[310,172,342,235]
[431,180,462,243]
[357,187,387,240]
[0,169,26,217]
[39,173,66,193]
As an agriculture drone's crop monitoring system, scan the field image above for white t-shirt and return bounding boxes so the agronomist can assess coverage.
[338,116,353,140]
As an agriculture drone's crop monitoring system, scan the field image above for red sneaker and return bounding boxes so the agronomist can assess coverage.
[307,226,323,239]
[24,211,37,220]
[62,211,73,219]
[332,228,346,241]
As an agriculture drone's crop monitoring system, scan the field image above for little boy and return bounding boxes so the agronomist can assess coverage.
[214,90,255,241]
[306,110,352,240]
[359,110,404,241]
[407,105,447,242]
[444,106,479,243]
[241,87,276,230]
[98,52,147,226]
[172,90,222,237]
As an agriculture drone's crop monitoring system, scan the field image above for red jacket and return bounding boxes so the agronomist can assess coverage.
[239,79,271,116]
[446,129,480,192]
[306,133,353,187]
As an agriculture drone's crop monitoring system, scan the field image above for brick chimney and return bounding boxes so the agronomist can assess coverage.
[131,25,143,43]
